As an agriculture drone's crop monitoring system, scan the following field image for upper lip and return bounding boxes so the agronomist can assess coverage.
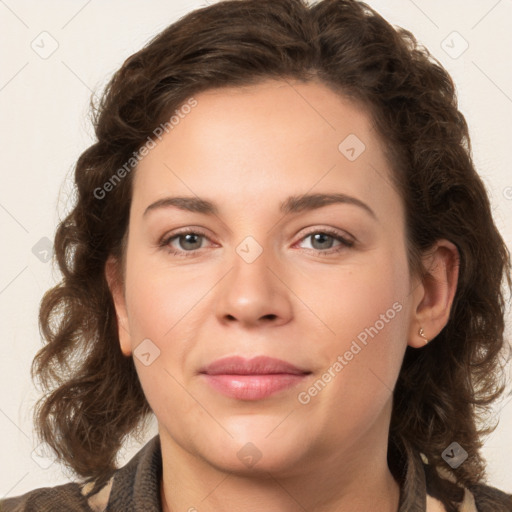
[200,356,311,375]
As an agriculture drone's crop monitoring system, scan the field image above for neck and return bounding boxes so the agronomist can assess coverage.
[160,461,399,512]
[159,402,400,512]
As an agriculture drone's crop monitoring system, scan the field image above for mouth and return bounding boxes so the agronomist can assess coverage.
[199,355,312,401]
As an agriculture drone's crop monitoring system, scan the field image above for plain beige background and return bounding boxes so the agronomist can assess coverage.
[1,0,511,499]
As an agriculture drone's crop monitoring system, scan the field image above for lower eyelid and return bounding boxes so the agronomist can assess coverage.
[161,229,353,255]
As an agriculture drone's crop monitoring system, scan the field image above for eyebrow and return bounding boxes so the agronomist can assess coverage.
[143,192,377,219]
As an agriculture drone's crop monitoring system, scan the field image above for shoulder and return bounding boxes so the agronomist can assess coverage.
[418,452,512,512]
[0,436,158,512]
[0,480,95,512]
[440,467,512,512]
[469,481,512,512]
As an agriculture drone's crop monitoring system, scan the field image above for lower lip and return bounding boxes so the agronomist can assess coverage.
[201,373,308,400]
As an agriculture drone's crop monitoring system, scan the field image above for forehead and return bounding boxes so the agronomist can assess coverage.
[131,79,399,220]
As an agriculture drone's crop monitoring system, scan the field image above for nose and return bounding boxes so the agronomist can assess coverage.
[214,242,293,329]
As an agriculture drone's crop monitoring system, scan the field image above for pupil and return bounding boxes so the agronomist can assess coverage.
[313,233,332,249]
[182,234,201,249]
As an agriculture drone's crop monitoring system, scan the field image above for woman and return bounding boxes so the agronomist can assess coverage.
[1,0,511,510]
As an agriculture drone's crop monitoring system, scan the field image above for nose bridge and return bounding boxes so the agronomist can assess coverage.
[214,232,292,326]
[229,233,277,303]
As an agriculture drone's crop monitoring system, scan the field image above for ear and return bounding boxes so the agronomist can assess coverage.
[407,239,460,348]
[105,255,133,357]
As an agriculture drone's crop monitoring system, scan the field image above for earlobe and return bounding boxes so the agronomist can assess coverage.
[418,327,429,345]
[407,240,460,348]
[105,255,133,357]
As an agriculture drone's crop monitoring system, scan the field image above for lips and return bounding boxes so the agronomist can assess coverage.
[200,355,310,376]
[199,356,311,400]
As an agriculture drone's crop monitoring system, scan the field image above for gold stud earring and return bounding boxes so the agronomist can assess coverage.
[419,327,429,345]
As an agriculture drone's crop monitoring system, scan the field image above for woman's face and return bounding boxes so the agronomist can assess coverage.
[111,79,421,476]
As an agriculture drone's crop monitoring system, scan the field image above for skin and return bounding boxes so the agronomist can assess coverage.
[106,79,459,512]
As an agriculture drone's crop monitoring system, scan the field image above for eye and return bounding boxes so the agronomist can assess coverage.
[159,229,211,257]
[296,228,354,256]
[159,227,354,258]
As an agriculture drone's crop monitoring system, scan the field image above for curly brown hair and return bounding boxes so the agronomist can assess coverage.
[31,0,511,508]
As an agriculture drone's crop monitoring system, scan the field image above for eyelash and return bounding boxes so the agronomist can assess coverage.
[159,227,354,258]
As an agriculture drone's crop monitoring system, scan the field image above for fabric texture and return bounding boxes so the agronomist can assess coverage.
[1,435,511,511]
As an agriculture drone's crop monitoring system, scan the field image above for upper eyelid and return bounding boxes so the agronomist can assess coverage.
[162,226,354,248]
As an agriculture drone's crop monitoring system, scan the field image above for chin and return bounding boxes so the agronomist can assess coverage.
[199,431,309,477]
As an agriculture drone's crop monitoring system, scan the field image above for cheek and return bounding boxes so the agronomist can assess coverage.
[126,283,172,343]
[306,251,409,347]
[301,250,410,405]
[279,256,410,457]
[122,262,201,420]
[124,252,204,342]
[122,254,215,403]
